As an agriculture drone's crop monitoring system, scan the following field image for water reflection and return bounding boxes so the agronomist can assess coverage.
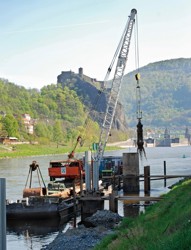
[123,201,140,218]
[7,218,63,236]
[6,218,67,250]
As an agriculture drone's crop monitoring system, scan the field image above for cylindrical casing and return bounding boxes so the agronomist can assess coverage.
[85,151,92,191]
[92,160,99,191]
[23,187,47,198]
[122,153,139,193]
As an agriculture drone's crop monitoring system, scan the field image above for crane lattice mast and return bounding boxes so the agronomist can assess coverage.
[96,9,137,161]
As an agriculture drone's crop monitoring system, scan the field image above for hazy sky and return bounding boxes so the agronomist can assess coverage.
[1,0,191,89]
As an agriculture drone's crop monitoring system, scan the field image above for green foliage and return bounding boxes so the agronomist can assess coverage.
[0,143,73,158]
[107,129,128,143]
[34,122,51,139]
[120,58,191,127]
[53,120,63,147]
[1,114,19,137]
[2,57,190,145]
[0,79,88,143]
[95,179,191,250]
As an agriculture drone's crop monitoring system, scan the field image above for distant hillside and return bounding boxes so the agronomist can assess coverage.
[0,79,90,142]
[1,58,191,143]
[57,68,128,131]
[120,58,191,128]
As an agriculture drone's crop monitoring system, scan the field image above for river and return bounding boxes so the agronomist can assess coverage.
[1,146,191,250]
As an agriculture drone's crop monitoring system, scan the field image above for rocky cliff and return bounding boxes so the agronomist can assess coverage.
[57,68,128,131]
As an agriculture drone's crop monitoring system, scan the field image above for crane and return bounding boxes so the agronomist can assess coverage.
[96,8,137,162]
[48,9,138,191]
[66,9,137,162]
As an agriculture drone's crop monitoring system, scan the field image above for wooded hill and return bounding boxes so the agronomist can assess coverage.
[120,58,191,128]
[0,80,99,144]
[0,57,191,142]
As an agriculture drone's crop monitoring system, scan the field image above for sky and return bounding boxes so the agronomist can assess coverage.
[1,0,191,89]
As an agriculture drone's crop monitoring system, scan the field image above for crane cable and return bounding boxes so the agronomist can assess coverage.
[79,20,130,147]
[134,14,146,159]
[134,14,142,120]
[69,13,139,158]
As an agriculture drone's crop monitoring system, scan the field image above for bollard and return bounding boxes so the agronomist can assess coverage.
[144,166,150,194]
[109,190,118,213]
[164,161,167,187]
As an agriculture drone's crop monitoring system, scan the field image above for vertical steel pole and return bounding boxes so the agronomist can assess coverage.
[144,166,150,194]
[93,160,99,191]
[164,161,167,187]
[0,178,6,250]
[85,151,92,191]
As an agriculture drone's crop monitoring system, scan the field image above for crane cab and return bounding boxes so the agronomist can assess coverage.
[99,156,123,176]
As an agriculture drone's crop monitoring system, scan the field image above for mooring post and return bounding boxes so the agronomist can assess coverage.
[144,166,150,194]
[109,190,118,213]
[0,178,6,250]
[164,161,167,187]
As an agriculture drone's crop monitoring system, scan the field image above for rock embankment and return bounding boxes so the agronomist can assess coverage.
[42,210,122,250]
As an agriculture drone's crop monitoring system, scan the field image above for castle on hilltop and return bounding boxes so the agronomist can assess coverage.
[57,67,127,131]
[57,67,104,86]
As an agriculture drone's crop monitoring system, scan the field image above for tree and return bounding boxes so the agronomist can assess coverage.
[1,114,19,137]
[34,122,51,139]
[53,120,63,147]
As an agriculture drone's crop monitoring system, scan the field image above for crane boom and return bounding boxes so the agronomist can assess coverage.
[96,9,137,161]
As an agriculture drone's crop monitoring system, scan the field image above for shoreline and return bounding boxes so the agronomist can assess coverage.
[107,139,190,148]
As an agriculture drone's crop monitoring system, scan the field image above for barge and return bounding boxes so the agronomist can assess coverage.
[6,160,79,222]
[6,196,76,222]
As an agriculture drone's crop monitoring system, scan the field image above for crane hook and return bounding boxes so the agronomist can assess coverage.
[135,73,146,159]
[136,118,146,159]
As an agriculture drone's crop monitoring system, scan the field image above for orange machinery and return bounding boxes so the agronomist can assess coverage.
[48,159,85,181]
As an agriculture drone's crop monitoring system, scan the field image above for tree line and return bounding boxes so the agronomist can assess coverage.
[0,79,99,146]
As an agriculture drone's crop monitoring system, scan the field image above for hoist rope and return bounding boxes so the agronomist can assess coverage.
[134,14,142,120]
[80,19,130,146]
[134,14,140,72]
[134,14,146,160]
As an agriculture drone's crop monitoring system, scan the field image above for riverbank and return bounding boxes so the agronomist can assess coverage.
[107,138,190,148]
[42,210,122,250]
[95,178,191,249]
[1,139,189,159]
[0,143,119,159]
[42,178,191,250]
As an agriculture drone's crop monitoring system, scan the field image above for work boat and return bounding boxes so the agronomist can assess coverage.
[6,161,78,222]
[6,196,74,221]
[48,155,123,191]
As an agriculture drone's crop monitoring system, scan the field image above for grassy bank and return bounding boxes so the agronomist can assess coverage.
[0,143,119,159]
[95,179,191,250]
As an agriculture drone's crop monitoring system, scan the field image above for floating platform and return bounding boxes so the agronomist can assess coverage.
[6,196,77,222]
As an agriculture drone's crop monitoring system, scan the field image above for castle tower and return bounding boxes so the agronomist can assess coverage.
[78,67,83,78]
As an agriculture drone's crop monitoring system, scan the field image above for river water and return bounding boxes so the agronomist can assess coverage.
[1,146,191,250]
